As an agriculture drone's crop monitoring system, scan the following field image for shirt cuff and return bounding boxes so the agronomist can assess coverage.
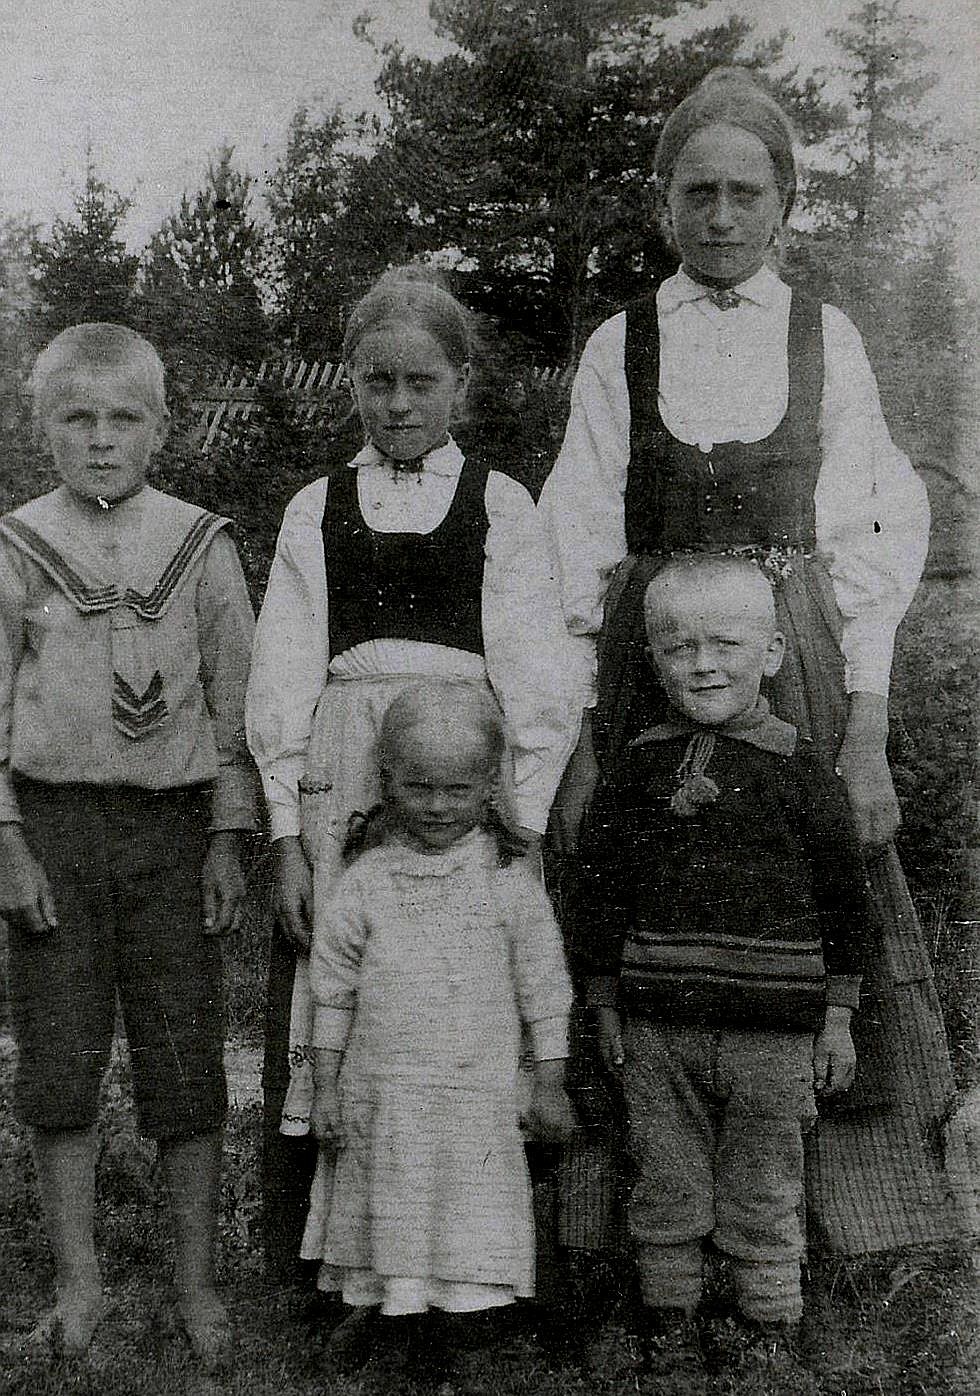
[209,765,261,833]
[584,975,619,1008]
[510,722,583,836]
[528,1015,569,1061]
[840,615,897,697]
[825,976,863,1011]
[565,632,599,711]
[312,1005,353,1051]
[268,802,302,841]
[509,792,549,837]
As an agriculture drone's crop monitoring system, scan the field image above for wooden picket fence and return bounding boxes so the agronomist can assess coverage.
[192,357,569,451]
[193,358,350,450]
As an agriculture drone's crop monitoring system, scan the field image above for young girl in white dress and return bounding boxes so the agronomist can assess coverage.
[308,681,575,1368]
[246,266,579,1273]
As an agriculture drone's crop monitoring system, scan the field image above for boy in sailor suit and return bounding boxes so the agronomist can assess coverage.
[0,323,258,1366]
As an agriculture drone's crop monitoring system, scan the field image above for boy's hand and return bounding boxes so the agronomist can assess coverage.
[596,1005,624,1075]
[0,824,57,935]
[525,1060,578,1143]
[273,836,313,953]
[311,1050,345,1147]
[201,831,246,936]
[813,1006,857,1096]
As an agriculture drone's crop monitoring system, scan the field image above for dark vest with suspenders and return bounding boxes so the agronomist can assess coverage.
[592,285,832,769]
[622,285,825,553]
[321,456,491,659]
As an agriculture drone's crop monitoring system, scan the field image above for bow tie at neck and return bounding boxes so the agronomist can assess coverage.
[367,435,451,476]
[629,698,799,819]
[381,453,427,476]
[701,286,742,311]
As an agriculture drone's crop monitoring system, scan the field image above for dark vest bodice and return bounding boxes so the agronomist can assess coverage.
[622,287,825,554]
[322,458,490,659]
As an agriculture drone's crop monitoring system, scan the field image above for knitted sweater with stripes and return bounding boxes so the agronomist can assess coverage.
[574,723,870,1032]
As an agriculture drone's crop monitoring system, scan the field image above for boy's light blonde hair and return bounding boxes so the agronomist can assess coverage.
[29,323,168,425]
[644,553,777,636]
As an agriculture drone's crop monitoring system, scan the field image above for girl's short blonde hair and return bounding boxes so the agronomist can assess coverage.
[29,323,168,424]
[377,680,505,774]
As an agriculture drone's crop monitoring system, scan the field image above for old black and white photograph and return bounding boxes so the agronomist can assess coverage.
[0,3,976,1393]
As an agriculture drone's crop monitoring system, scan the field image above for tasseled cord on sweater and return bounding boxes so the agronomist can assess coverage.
[670,732,721,818]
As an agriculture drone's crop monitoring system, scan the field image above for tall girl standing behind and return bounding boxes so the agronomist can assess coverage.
[246,267,579,1271]
[539,68,973,1256]
[309,682,574,1369]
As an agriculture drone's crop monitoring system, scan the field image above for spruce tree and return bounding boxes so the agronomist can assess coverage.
[143,146,268,381]
[30,163,140,338]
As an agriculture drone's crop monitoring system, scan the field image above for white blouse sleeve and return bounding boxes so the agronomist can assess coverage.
[310,865,368,1051]
[536,314,631,709]
[506,867,573,1061]
[482,471,582,834]
[815,306,930,696]
[245,479,330,841]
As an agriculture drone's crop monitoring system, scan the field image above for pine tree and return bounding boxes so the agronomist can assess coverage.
[0,214,40,462]
[326,0,837,360]
[143,146,268,379]
[0,215,37,327]
[788,1,959,462]
[266,105,384,353]
[29,163,140,338]
[812,1,942,256]
[792,1,947,315]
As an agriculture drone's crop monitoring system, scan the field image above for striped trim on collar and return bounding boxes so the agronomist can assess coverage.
[0,510,228,619]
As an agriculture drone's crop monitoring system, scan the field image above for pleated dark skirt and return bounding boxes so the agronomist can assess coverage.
[558,552,976,1255]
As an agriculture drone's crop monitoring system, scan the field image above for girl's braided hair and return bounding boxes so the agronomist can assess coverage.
[343,801,526,867]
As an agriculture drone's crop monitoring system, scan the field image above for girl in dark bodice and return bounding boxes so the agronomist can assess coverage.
[247,267,577,1278]
[539,67,974,1255]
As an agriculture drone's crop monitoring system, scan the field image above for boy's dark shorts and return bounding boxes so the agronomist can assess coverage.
[8,778,227,1139]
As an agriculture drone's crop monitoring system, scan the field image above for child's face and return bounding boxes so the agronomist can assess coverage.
[646,577,784,727]
[43,369,165,507]
[666,122,783,288]
[348,321,469,461]
[383,725,494,853]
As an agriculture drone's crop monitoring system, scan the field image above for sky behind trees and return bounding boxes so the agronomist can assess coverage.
[4,0,976,254]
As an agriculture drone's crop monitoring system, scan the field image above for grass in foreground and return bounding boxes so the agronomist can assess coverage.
[0,1050,976,1396]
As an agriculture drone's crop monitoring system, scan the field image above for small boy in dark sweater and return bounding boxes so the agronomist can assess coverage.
[575,553,870,1384]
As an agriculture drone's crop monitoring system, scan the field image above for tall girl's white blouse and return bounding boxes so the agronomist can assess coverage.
[537,265,930,708]
[246,439,579,840]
